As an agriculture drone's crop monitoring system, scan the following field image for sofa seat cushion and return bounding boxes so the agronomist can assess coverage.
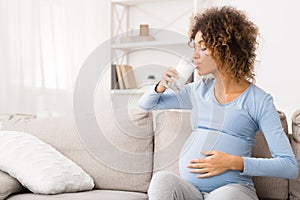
[7,190,148,200]
[0,170,23,200]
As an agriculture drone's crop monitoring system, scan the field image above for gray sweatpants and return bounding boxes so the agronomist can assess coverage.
[148,171,259,200]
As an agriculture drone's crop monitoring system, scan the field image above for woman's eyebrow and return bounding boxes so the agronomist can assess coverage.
[198,40,205,44]
[192,40,205,47]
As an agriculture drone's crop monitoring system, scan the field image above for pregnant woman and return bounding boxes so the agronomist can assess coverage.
[138,6,298,200]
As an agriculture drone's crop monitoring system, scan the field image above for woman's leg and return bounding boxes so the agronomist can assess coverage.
[148,171,203,200]
[204,183,258,200]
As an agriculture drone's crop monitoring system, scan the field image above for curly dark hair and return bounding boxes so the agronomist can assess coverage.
[190,6,259,83]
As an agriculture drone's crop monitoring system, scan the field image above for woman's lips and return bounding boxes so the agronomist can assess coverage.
[194,63,201,68]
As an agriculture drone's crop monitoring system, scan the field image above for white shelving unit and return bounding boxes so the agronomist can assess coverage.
[111,40,188,50]
[111,85,151,95]
[110,0,201,94]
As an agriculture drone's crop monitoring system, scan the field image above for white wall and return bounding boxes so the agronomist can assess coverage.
[125,0,300,130]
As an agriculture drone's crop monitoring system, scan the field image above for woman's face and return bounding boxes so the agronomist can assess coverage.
[192,31,217,76]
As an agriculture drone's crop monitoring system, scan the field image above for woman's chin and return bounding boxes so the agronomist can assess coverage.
[197,71,213,77]
[197,71,206,76]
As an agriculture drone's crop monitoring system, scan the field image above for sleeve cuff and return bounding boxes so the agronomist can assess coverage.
[144,82,163,96]
[239,156,251,176]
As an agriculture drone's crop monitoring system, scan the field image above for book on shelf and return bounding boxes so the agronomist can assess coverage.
[115,64,125,89]
[111,64,120,89]
[113,64,137,89]
[119,64,137,89]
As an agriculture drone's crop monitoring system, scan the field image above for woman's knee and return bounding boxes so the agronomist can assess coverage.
[148,171,203,200]
[148,171,179,197]
[149,171,179,190]
[206,184,258,200]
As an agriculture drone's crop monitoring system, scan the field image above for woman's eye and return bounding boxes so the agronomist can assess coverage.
[193,46,207,53]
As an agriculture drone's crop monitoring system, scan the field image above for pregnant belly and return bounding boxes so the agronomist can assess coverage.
[179,129,253,192]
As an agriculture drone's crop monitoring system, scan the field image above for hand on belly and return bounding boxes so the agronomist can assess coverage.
[187,150,244,178]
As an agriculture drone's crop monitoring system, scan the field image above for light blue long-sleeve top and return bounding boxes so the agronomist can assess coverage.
[138,77,298,192]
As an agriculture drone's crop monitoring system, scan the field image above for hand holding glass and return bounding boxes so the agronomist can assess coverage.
[167,58,195,92]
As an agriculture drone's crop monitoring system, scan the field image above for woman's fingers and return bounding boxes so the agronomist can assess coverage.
[165,67,179,79]
[163,74,176,84]
[159,67,179,88]
[187,162,206,168]
[197,172,214,178]
[188,164,215,178]
[189,168,209,174]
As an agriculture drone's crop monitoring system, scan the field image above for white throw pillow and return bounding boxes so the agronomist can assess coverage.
[0,131,94,194]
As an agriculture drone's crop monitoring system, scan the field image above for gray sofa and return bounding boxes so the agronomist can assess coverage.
[0,108,300,200]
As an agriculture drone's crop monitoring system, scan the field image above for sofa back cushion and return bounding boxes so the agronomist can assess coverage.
[154,110,289,199]
[251,111,289,200]
[290,109,300,200]
[1,108,153,193]
[153,110,191,173]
